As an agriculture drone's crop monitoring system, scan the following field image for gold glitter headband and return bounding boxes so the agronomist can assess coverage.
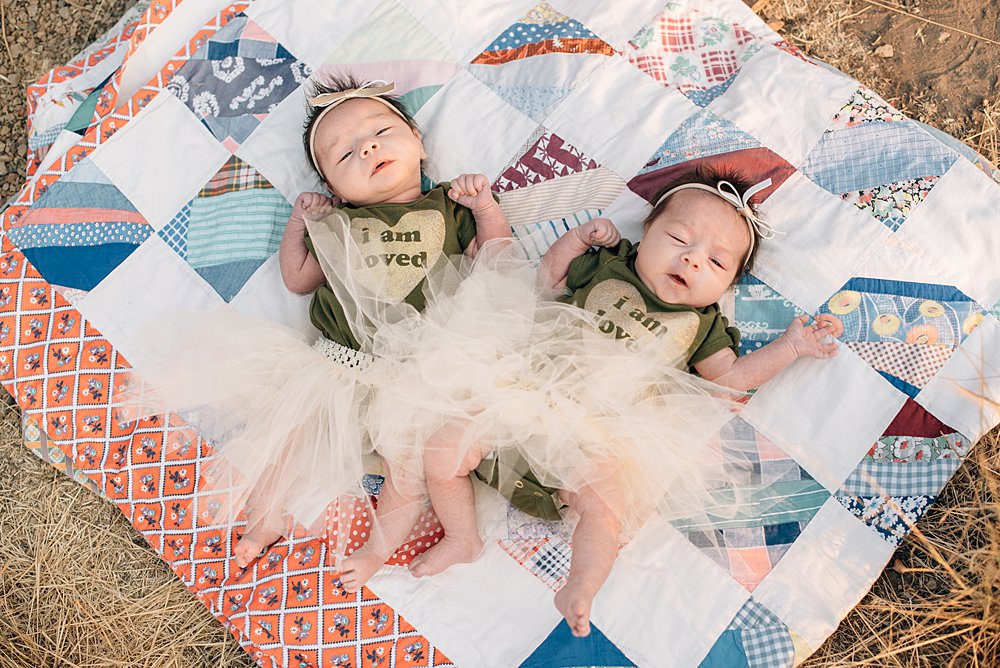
[306,80,407,181]
[653,178,778,266]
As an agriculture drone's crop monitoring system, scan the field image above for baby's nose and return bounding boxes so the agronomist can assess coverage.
[360,140,380,156]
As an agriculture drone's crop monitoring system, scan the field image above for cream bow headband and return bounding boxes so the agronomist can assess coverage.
[653,177,779,265]
[306,80,408,181]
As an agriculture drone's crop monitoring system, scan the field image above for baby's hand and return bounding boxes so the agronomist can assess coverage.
[448,173,496,212]
[578,217,621,247]
[780,314,839,360]
[290,192,337,226]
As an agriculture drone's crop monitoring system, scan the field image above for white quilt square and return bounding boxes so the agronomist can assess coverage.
[741,345,907,493]
[918,314,1000,443]
[400,0,532,63]
[755,171,894,314]
[709,45,858,167]
[244,0,375,67]
[76,236,225,373]
[753,499,895,650]
[602,187,656,243]
[370,541,560,668]
[896,158,1000,309]
[853,231,955,287]
[322,0,457,65]
[547,0,668,50]
[89,93,230,231]
[596,516,749,667]
[685,0,781,42]
[229,255,315,336]
[415,68,537,184]
[236,84,327,204]
[545,55,698,179]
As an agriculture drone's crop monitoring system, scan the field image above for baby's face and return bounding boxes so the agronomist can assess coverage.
[635,189,750,308]
[311,98,425,206]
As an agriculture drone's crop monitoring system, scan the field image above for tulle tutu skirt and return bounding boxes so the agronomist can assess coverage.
[121,312,379,541]
[358,243,748,531]
[125,222,752,553]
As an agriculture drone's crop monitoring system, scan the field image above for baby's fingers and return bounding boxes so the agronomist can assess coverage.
[816,341,838,357]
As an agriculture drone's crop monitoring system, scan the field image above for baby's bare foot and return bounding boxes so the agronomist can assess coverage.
[340,548,387,593]
[234,526,282,569]
[408,534,484,578]
[554,577,598,638]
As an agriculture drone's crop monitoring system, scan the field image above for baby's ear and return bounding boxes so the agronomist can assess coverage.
[412,127,427,160]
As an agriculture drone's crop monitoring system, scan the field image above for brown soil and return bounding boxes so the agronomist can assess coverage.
[753,0,1000,159]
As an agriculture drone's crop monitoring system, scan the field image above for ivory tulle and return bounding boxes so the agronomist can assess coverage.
[357,242,750,531]
[123,221,756,560]
[120,312,379,544]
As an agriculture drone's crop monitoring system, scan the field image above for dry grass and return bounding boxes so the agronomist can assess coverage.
[804,428,1000,667]
[0,394,255,667]
[0,1,998,666]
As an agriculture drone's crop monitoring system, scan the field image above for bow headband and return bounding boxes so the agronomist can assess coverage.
[653,178,779,266]
[306,80,408,181]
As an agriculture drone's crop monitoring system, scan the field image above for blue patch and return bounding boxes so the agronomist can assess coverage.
[699,630,749,668]
[841,277,973,302]
[486,83,571,123]
[201,115,264,144]
[683,71,739,108]
[763,521,802,546]
[484,20,599,53]
[194,259,266,302]
[638,109,759,176]
[801,121,959,195]
[21,243,141,291]
[877,371,920,398]
[206,38,294,60]
[30,181,137,212]
[520,621,634,668]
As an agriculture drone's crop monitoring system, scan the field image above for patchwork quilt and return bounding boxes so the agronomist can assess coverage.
[8,0,1000,666]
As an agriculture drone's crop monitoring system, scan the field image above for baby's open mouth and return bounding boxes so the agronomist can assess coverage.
[372,160,390,175]
[669,273,687,287]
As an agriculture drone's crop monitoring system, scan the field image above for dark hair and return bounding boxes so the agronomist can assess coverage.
[644,164,764,279]
[302,73,420,185]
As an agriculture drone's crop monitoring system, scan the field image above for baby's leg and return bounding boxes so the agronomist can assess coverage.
[340,468,423,593]
[233,461,287,569]
[554,478,624,638]
[409,424,488,578]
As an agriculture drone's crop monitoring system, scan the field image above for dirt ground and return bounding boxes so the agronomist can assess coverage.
[0,0,997,666]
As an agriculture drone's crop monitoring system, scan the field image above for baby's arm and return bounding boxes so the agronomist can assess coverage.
[693,315,839,391]
[539,218,621,291]
[279,192,331,294]
[448,173,510,256]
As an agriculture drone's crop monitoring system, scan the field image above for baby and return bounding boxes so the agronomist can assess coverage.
[232,74,511,569]
[535,166,839,636]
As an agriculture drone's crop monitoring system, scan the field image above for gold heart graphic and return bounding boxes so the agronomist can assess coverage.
[583,278,700,363]
[349,210,446,303]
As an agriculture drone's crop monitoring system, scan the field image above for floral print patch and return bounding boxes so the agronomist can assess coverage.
[841,176,939,232]
[837,494,932,546]
[828,86,905,132]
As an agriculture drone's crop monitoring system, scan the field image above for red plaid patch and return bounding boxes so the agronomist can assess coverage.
[701,48,739,85]
[658,16,695,52]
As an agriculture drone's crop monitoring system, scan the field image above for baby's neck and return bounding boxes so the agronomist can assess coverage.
[349,184,424,207]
